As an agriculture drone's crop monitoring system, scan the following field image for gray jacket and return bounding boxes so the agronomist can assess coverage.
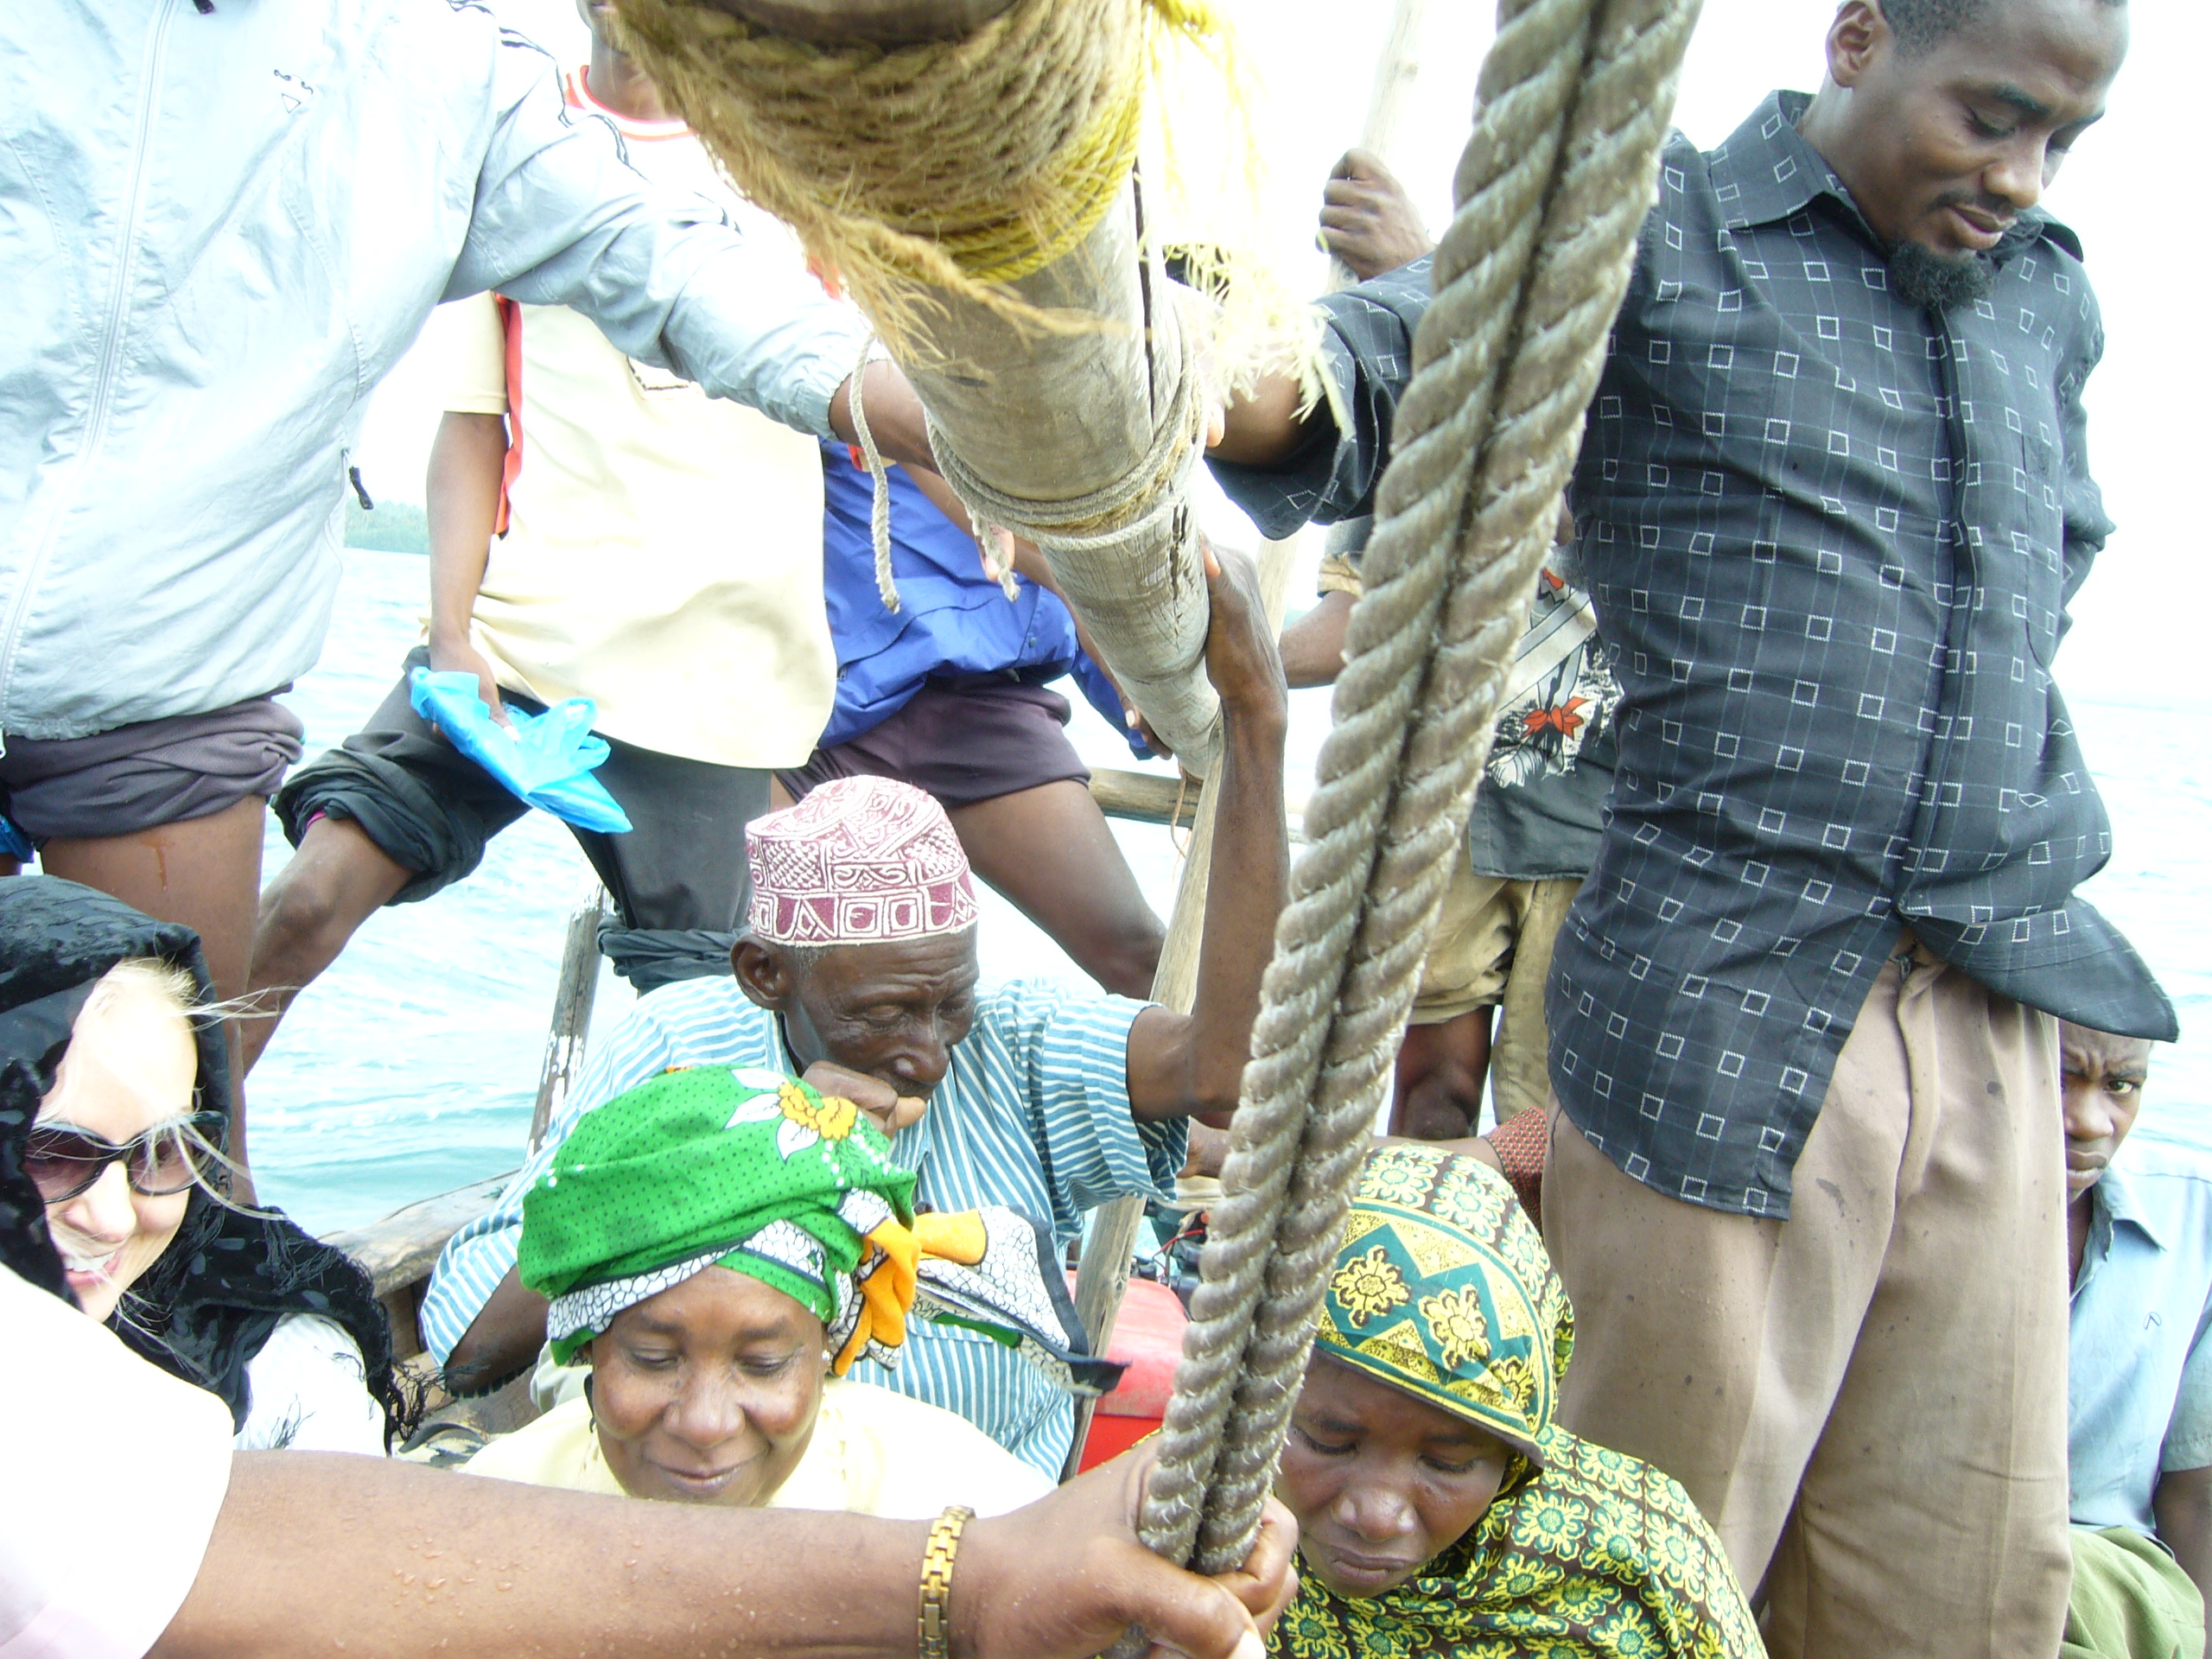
[0,0,865,742]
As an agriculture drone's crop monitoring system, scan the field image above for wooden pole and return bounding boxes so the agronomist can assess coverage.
[1358,0,1430,164]
[630,0,1224,766]
[529,884,608,1153]
[1062,534,1297,1479]
[1061,0,1436,1477]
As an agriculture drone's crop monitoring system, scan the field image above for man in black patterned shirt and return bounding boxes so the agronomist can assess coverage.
[1211,0,2162,1651]
[1533,3,2164,1654]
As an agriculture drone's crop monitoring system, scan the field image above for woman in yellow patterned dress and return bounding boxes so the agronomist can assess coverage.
[1270,1143,1762,1659]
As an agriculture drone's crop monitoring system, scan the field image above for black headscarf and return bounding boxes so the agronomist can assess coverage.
[0,876,410,1445]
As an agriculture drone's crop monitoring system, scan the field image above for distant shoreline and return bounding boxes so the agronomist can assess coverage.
[345,497,428,555]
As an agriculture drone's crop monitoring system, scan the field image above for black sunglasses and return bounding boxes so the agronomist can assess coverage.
[22,1114,219,1203]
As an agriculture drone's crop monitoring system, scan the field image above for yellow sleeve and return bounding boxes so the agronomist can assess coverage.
[458,1395,619,1492]
[420,293,510,416]
[822,1381,1055,1520]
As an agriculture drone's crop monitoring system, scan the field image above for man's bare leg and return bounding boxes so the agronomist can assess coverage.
[40,797,270,1180]
[240,816,413,1074]
[1390,1007,1493,1139]
[948,779,1166,999]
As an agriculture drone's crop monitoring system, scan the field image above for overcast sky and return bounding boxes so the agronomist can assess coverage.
[356,0,2205,702]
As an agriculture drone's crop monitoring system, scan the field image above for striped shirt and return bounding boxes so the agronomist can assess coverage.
[421,976,1183,1477]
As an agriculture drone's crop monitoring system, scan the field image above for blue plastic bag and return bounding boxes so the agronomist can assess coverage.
[0,814,31,861]
[407,669,632,835]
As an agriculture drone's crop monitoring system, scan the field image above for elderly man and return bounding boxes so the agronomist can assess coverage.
[1211,1,2168,1650]
[423,547,1287,1477]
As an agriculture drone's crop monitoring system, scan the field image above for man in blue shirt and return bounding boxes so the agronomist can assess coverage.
[2065,1022,2212,1649]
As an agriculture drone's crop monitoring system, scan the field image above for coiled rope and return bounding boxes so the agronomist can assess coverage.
[1129,0,1703,1588]
[613,0,1242,351]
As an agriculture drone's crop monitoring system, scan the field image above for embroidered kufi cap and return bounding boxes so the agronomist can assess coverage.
[746,777,979,946]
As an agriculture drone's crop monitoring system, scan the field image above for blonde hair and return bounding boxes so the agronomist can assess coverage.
[81,957,200,1026]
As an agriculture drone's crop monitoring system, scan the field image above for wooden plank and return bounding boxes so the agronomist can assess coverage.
[1090,767,1200,830]
[531,884,608,1151]
[324,1173,513,1302]
[1359,0,1431,165]
[1330,0,1433,290]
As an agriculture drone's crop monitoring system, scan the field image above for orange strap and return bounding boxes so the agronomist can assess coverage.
[832,1212,989,1376]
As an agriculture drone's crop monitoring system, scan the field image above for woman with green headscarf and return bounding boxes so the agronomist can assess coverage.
[464,1066,1116,1517]
[1270,1144,1761,1659]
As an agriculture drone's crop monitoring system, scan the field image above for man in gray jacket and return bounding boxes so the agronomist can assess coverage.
[0,0,932,1173]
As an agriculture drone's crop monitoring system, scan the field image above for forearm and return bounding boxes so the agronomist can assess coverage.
[458,46,865,439]
[156,1453,925,1659]
[829,359,939,474]
[442,1263,550,1395]
[159,1448,1294,1659]
[1209,368,1322,468]
[1162,698,1290,1123]
[426,411,506,648]
[1278,593,1353,689]
[2154,1468,2212,1632]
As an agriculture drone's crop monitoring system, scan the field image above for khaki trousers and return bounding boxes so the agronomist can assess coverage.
[1542,938,2070,1658]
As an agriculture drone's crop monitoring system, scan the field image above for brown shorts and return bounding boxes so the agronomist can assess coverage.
[777,677,1090,810]
[0,694,303,842]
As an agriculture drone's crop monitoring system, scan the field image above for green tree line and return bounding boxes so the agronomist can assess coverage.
[345,496,429,554]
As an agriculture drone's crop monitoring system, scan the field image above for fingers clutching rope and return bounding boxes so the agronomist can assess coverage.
[1129,0,1707,1589]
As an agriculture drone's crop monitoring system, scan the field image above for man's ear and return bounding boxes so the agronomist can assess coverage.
[1827,0,1887,90]
[732,937,797,1012]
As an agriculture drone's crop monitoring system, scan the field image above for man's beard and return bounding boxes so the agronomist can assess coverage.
[1888,239,1996,313]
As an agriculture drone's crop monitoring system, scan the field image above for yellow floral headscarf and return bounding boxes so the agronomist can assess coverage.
[1313,1143,1573,1469]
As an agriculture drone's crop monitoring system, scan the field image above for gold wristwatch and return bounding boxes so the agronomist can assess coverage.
[918,1504,975,1659]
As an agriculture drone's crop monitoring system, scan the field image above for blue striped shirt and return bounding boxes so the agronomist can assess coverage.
[420,976,1183,1477]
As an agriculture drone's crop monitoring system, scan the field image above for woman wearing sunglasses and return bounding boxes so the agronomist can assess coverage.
[0,875,408,1452]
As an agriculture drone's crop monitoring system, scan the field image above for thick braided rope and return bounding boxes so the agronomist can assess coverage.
[1133,0,1703,1583]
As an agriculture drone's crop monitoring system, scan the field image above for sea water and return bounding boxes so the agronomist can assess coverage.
[250,549,2212,1234]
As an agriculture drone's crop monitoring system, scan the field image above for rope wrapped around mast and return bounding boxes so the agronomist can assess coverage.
[609,0,1292,772]
[1130,0,1704,1587]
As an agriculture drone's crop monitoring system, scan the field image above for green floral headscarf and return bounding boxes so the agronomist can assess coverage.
[1275,1144,1762,1659]
[520,1067,1117,1394]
